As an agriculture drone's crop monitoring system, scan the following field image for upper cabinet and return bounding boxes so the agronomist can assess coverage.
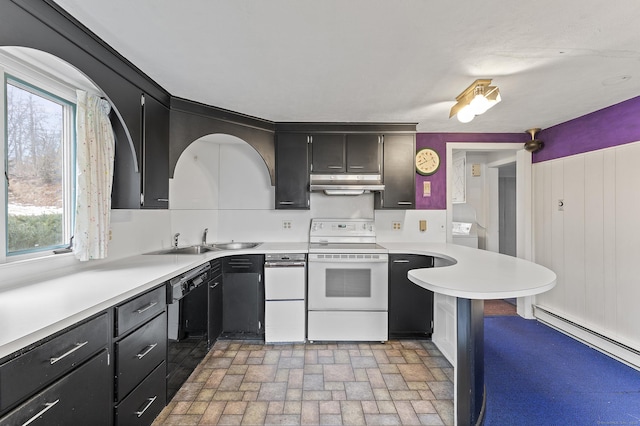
[310,133,381,174]
[141,94,170,208]
[375,134,416,209]
[112,93,170,209]
[275,133,310,209]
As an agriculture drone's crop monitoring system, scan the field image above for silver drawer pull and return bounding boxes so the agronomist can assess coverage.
[393,260,410,263]
[135,302,158,314]
[134,396,157,418]
[327,165,342,169]
[349,165,364,169]
[278,201,294,205]
[50,341,88,365]
[397,201,413,205]
[22,399,60,426]
[156,198,169,202]
[136,343,158,359]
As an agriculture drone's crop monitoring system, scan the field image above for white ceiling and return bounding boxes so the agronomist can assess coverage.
[53,0,640,133]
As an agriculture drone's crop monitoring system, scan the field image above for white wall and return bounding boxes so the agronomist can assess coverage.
[533,141,640,353]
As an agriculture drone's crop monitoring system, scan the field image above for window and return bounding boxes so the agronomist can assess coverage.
[4,76,75,256]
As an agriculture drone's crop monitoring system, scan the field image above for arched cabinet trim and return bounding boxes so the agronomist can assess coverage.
[170,98,276,185]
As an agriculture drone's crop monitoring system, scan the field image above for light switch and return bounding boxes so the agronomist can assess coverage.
[419,220,427,232]
[423,181,431,197]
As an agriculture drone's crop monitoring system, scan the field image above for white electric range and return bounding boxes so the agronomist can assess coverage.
[307,218,389,342]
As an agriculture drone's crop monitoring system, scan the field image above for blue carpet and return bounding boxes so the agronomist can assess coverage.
[484,316,640,425]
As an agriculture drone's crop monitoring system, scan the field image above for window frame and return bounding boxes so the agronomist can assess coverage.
[2,58,78,260]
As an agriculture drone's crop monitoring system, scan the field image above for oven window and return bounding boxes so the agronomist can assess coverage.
[326,269,371,297]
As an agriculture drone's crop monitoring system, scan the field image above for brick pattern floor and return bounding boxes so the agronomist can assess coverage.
[152,340,454,425]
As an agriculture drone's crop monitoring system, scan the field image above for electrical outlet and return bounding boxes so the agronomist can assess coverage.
[282,220,292,229]
[392,221,402,230]
[109,229,112,240]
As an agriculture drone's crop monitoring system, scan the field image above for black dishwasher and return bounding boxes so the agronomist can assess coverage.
[166,263,211,401]
[221,255,265,339]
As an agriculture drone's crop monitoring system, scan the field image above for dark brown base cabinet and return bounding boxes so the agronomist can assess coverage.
[0,313,112,425]
[222,255,265,337]
[388,254,435,339]
[113,286,167,426]
[208,259,224,348]
[0,350,111,426]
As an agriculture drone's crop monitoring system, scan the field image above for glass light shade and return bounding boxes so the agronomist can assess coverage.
[457,105,474,123]
[469,94,490,115]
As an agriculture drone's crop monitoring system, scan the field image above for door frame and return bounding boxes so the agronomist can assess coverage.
[446,142,534,318]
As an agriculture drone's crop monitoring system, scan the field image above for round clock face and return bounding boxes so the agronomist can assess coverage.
[415,148,440,176]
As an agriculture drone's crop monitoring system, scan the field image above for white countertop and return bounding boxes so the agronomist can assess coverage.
[0,242,308,359]
[383,242,557,299]
[0,241,554,360]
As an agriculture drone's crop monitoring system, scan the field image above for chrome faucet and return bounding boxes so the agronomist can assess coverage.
[202,228,208,245]
[173,233,180,248]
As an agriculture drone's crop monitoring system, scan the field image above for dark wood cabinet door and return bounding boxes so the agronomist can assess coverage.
[376,134,415,209]
[208,273,223,349]
[222,256,265,336]
[141,94,170,209]
[183,282,208,334]
[346,134,381,173]
[275,133,309,209]
[310,134,345,173]
[388,254,434,338]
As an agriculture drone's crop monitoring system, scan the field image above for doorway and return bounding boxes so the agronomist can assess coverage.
[445,143,534,318]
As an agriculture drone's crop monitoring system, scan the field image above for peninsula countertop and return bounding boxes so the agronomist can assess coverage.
[383,242,556,299]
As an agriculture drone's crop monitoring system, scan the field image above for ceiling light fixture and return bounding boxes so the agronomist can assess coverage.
[449,79,501,123]
[524,128,544,152]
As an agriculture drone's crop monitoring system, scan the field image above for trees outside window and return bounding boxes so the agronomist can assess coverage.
[5,77,75,254]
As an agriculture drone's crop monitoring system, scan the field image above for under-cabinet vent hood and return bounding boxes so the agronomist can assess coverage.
[310,174,385,195]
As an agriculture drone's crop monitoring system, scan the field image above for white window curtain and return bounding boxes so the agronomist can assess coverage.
[73,90,115,261]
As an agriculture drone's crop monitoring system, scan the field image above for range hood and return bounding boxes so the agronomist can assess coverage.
[310,174,385,195]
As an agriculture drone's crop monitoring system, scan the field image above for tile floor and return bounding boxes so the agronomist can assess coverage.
[152,340,454,425]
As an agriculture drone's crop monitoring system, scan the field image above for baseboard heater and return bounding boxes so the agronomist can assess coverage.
[535,306,640,372]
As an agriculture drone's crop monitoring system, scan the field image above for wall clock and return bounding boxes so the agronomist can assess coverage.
[415,148,440,176]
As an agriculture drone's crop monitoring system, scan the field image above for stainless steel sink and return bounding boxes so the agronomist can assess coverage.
[212,242,261,250]
[145,245,216,255]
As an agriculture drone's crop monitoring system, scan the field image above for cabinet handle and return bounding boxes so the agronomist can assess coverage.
[328,165,342,169]
[50,341,88,365]
[210,281,220,289]
[156,198,169,202]
[135,302,158,314]
[136,343,158,359]
[349,165,364,169]
[393,260,410,263]
[134,396,158,418]
[278,201,294,205]
[397,201,413,205]
[22,399,60,426]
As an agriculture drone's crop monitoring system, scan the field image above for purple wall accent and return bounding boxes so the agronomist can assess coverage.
[535,95,640,163]
[415,133,527,210]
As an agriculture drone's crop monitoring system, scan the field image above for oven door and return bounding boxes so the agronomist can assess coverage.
[307,253,388,311]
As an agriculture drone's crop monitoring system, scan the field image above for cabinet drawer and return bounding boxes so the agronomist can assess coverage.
[115,361,166,426]
[0,313,109,413]
[116,312,166,400]
[116,286,165,337]
[0,349,111,426]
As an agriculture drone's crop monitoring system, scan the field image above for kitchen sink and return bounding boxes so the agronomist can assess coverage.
[212,242,261,250]
[145,245,216,255]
